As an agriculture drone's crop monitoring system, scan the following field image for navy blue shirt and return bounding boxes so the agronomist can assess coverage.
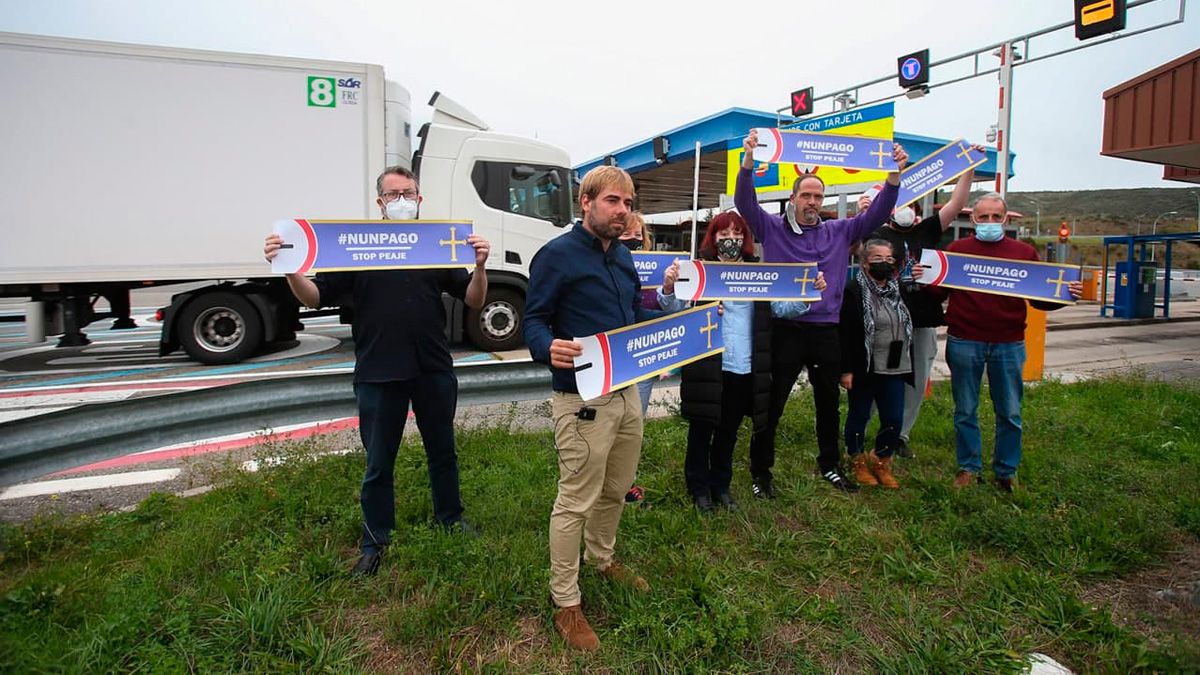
[524,222,662,393]
[313,269,469,383]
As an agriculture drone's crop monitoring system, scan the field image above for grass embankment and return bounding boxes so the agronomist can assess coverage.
[2,375,1199,672]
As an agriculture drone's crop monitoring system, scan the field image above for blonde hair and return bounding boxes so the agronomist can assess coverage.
[578,166,635,208]
[626,211,652,250]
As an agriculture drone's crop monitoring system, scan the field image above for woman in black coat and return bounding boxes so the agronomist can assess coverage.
[659,212,824,512]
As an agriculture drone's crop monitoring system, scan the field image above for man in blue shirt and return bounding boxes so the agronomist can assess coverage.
[524,166,661,651]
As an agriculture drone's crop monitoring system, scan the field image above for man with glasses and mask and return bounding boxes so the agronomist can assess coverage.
[735,129,908,497]
[924,193,1081,492]
[263,165,491,576]
[861,149,982,459]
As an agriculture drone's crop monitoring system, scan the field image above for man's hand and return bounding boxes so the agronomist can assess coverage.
[468,234,491,266]
[886,143,909,185]
[1067,280,1083,300]
[814,270,827,292]
[840,373,853,390]
[264,233,284,262]
[549,338,583,370]
[662,260,680,294]
[742,129,759,170]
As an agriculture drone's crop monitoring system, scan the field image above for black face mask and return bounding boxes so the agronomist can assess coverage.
[867,261,896,281]
[716,238,744,260]
[620,238,642,251]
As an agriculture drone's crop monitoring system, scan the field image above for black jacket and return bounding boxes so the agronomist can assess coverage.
[678,255,773,430]
[839,277,914,384]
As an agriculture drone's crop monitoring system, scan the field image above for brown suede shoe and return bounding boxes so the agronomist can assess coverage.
[994,476,1015,493]
[599,561,649,592]
[868,452,900,489]
[851,453,878,487]
[553,605,599,651]
[953,470,977,488]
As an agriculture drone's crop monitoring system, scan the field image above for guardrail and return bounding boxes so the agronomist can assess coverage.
[0,360,553,488]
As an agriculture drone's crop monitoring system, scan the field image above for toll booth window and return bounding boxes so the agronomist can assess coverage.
[471,161,572,227]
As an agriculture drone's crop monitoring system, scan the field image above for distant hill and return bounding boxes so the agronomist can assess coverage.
[973,187,1199,236]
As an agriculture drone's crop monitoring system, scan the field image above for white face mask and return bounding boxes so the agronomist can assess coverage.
[892,207,916,228]
[384,196,419,220]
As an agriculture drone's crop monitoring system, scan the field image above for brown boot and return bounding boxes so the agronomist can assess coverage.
[851,453,878,487]
[553,604,599,651]
[867,452,900,489]
[953,470,977,488]
[599,561,649,592]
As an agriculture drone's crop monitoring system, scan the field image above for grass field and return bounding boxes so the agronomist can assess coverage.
[2,374,1198,672]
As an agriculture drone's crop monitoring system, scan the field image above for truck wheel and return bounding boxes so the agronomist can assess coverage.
[177,292,264,364]
[465,288,524,352]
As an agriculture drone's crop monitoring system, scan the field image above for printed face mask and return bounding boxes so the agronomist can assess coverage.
[716,237,744,260]
[620,238,642,251]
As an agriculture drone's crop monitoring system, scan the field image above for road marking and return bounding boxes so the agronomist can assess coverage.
[0,469,182,500]
[54,416,362,475]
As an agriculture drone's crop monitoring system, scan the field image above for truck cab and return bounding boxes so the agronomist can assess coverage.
[414,93,574,351]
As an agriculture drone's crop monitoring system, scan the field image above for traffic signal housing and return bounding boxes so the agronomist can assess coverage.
[790,87,814,117]
[1074,0,1127,40]
[1058,222,1070,243]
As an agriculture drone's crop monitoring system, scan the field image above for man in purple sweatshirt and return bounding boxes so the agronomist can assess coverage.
[736,129,908,495]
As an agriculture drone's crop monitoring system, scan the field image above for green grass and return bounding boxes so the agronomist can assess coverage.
[2,374,1199,672]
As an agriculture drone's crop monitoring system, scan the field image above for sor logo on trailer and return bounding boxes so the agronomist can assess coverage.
[307,75,362,108]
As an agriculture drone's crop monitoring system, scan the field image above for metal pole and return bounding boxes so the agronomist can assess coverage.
[691,141,701,257]
[995,42,1014,199]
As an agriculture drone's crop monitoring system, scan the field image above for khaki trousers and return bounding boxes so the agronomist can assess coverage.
[548,387,643,607]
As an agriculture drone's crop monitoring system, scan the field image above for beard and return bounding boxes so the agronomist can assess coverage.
[585,211,626,240]
[797,207,820,225]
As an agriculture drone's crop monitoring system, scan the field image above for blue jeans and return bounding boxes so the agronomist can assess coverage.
[843,372,907,459]
[636,379,653,418]
[354,372,463,554]
[945,337,1025,479]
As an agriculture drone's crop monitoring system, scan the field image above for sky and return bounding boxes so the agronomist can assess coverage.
[1,0,1195,192]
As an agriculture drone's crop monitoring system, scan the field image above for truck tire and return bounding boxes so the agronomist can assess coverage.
[177,292,264,364]
[465,288,524,352]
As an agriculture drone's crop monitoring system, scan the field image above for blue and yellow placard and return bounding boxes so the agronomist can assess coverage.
[574,303,723,401]
[631,250,689,289]
[896,139,986,209]
[916,249,1079,304]
[271,219,475,274]
[750,127,898,172]
[673,261,822,302]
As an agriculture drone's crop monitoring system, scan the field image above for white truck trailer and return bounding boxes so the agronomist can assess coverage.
[0,32,574,363]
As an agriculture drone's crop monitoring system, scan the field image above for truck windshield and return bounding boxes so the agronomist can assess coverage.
[471,162,573,227]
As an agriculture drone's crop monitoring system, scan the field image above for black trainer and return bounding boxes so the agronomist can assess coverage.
[350,550,382,577]
[820,468,860,493]
[751,476,776,500]
[693,493,716,514]
[896,438,914,459]
[713,491,738,511]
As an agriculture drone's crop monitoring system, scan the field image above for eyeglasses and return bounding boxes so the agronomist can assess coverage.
[381,189,419,202]
[867,256,895,263]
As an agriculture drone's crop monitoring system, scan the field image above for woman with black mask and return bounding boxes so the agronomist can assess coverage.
[839,238,913,489]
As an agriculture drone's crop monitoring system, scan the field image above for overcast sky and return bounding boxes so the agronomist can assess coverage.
[2,0,1195,192]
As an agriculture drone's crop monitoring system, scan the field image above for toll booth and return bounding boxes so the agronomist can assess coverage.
[1101,232,1200,319]
[1112,260,1157,318]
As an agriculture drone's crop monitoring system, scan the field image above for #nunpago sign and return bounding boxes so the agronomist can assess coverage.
[673,261,822,302]
[271,219,475,274]
[916,249,1079,304]
[751,127,898,172]
[573,303,724,401]
[896,139,987,209]
[630,251,690,289]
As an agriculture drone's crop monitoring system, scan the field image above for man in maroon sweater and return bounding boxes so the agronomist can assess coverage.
[927,194,1082,492]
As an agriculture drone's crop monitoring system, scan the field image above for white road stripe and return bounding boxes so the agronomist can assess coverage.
[0,468,182,500]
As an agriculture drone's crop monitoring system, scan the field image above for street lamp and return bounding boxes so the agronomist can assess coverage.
[1150,210,1178,262]
[1027,198,1041,237]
